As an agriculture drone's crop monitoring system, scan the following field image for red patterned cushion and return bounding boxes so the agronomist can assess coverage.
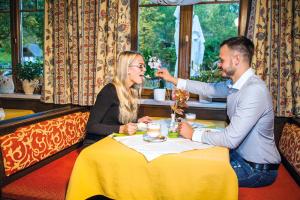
[279,123,300,176]
[2,149,81,200]
[0,112,89,176]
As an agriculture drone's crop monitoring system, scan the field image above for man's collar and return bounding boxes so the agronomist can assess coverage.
[232,68,254,90]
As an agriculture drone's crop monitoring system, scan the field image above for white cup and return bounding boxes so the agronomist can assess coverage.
[185,113,196,125]
[154,88,166,101]
[137,122,147,131]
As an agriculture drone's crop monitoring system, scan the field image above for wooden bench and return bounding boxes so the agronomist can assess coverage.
[0,106,89,200]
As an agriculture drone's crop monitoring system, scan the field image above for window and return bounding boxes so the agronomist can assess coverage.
[0,0,44,92]
[20,0,44,63]
[132,0,241,94]
[0,0,11,73]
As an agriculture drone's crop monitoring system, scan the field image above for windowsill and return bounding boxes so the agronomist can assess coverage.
[139,99,226,109]
[0,93,41,100]
[0,95,226,108]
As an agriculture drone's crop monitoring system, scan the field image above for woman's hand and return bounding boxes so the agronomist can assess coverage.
[119,123,137,135]
[138,116,152,123]
[178,122,194,139]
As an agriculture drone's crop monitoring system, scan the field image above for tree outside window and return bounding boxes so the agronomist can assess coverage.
[0,0,44,93]
[137,0,239,89]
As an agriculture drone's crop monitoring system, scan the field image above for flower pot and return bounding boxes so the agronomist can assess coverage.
[22,79,39,95]
[154,88,166,101]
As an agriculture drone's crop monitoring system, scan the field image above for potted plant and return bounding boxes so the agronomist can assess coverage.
[16,60,43,95]
[191,61,227,103]
[145,56,166,101]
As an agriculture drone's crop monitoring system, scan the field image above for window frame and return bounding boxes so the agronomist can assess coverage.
[1,0,44,92]
[130,0,250,99]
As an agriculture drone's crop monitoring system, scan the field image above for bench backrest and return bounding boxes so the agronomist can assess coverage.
[278,118,300,185]
[0,106,89,186]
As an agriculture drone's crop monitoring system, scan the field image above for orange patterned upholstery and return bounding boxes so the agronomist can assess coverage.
[279,123,300,176]
[0,112,89,176]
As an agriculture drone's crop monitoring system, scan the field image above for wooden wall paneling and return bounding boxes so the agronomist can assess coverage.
[0,98,66,113]
[138,104,227,121]
[239,0,250,36]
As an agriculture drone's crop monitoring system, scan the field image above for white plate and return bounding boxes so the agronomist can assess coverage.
[143,134,167,143]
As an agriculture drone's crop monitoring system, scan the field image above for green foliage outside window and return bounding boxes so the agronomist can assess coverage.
[193,3,239,68]
[0,1,44,70]
[139,6,177,76]
[138,2,239,84]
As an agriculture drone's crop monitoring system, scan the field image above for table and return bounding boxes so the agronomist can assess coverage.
[3,109,34,120]
[66,119,238,200]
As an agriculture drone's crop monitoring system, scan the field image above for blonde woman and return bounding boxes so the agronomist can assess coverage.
[85,51,151,144]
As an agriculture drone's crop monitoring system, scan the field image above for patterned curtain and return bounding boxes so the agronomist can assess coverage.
[42,0,131,105]
[247,0,300,117]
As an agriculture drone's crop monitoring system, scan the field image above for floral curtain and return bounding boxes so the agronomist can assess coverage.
[247,0,300,117]
[42,0,131,105]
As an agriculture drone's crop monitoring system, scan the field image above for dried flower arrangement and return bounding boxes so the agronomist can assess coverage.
[171,89,190,115]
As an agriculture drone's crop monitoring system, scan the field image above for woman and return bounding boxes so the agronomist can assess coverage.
[85,51,151,144]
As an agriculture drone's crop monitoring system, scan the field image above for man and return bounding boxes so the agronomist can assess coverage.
[156,36,281,187]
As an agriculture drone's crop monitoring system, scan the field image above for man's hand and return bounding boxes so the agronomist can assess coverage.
[155,68,178,85]
[178,122,194,139]
[119,123,137,135]
[138,116,152,123]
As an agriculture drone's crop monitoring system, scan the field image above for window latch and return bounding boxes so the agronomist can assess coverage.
[185,35,189,42]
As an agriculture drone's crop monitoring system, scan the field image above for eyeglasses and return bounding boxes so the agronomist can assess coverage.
[130,64,146,70]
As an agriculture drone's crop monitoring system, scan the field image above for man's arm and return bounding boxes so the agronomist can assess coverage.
[200,85,269,148]
[156,68,229,98]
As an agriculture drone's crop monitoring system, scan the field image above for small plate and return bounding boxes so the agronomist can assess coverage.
[143,134,167,143]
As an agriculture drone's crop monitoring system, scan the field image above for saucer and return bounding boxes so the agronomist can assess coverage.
[143,134,167,143]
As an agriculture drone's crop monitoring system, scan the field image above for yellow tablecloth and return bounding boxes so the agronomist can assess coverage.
[3,109,34,120]
[66,119,238,200]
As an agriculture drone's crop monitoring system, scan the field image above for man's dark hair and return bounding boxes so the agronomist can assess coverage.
[220,36,254,64]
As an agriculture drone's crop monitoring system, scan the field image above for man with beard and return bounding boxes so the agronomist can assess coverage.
[156,36,281,187]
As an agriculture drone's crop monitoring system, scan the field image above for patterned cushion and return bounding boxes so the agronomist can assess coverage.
[0,112,89,176]
[279,123,300,176]
[2,149,81,200]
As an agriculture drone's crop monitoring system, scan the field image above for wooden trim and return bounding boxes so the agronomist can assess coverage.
[238,0,250,36]
[130,0,138,51]
[0,106,88,135]
[11,0,22,93]
[138,104,227,121]
[178,6,193,79]
[139,1,239,7]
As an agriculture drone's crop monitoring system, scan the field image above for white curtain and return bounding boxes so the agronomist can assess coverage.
[173,6,205,77]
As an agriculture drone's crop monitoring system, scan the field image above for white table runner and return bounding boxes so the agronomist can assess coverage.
[113,119,223,161]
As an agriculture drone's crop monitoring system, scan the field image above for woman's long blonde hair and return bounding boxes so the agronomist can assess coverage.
[112,51,142,124]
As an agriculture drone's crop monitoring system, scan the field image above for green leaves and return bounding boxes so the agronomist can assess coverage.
[191,69,227,83]
[16,60,43,81]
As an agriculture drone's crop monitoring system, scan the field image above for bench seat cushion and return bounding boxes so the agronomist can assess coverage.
[239,165,300,200]
[2,149,81,200]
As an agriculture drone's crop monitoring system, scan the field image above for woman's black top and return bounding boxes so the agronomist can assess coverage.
[85,83,122,143]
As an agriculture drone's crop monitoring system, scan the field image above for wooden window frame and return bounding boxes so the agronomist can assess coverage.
[130,0,250,100]
[0,0,44,92]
